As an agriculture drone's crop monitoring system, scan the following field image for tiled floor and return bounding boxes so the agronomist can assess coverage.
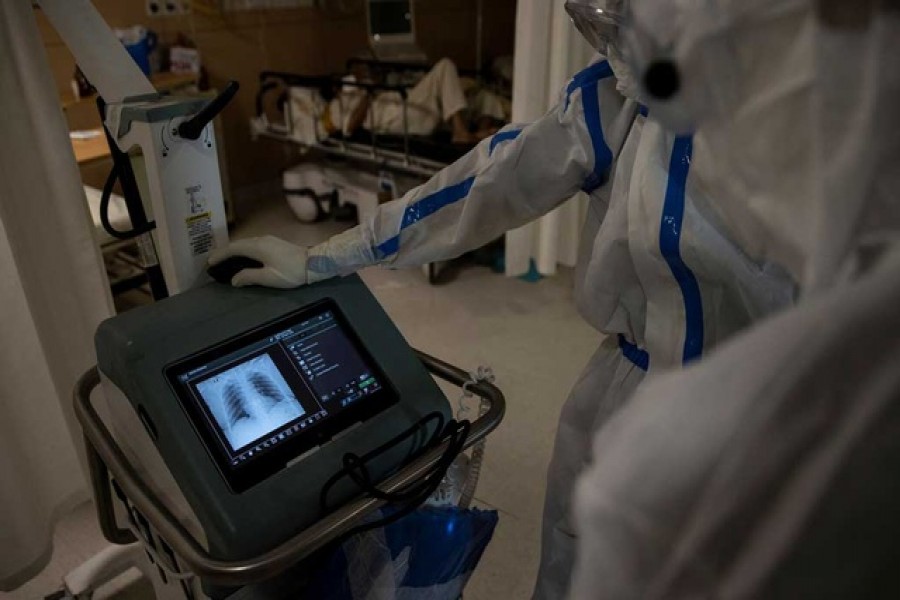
[12,192,599,600]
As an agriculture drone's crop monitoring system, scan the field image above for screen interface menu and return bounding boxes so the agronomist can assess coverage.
[174,308,385,467]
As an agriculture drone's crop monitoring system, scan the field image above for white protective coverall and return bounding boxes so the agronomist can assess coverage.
[212,59,796,600]
[570,0,900,597]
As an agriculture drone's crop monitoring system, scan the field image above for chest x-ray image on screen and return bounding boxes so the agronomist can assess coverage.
[196,354,305,452]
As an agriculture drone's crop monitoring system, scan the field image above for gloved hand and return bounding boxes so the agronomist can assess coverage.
[208,228,378,288]
[208,235,316,288]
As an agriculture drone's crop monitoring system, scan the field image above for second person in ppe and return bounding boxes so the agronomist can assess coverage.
[569,0,900,597]
[210,1,796,596]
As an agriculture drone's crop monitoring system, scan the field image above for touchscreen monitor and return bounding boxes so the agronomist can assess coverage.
[166,300,398,492]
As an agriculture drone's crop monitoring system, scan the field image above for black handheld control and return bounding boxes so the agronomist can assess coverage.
[207,256,264,284]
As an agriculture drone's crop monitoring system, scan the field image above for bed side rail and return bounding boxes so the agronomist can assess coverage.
[256,70,422,166]
[345,57,481,80]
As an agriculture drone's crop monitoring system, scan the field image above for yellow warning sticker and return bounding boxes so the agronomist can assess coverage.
[186,211,213,256]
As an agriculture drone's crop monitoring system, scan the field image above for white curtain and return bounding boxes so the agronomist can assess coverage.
[0,0,114,591]
[505,0,595,277]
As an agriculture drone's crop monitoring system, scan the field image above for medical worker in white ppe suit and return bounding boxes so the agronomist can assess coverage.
[569,0,900,598]
[210,0,798,596]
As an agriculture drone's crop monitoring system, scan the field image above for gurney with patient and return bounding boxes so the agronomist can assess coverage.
[252,57,511,179]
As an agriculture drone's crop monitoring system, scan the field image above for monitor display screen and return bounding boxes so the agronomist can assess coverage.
[166,301,397,492]
[368,0,413,37]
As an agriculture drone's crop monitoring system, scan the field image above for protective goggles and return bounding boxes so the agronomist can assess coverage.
[564,0,627,53]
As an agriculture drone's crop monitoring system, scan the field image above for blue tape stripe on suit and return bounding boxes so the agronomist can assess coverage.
[565,60,613,111]
[581,80,613,193]
[489,129,522,156]
[618,334,649,371]
[659,136,704,363]
[375,177,477,258]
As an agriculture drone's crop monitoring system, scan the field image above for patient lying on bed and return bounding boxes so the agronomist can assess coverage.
[323,58,500,144]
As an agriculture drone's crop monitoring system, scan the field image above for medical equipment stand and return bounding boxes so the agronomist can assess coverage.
[74,351,504,598]
[32,0,239,594]
[29,0,503,595]
[39,0,233,298]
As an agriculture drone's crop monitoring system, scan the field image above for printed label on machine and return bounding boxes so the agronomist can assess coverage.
[135,233,160,267]
[186,211,213,256]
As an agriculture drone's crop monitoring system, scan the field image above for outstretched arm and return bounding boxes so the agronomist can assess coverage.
[309,61,628,277]
[211,61,630,288]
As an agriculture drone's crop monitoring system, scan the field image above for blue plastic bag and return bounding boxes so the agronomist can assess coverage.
[305,507,499,600]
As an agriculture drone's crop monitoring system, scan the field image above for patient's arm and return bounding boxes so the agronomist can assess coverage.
[344,93,371,136]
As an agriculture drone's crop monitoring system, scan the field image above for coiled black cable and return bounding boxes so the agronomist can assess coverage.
[99,165,156,240]
[320,412,471,539]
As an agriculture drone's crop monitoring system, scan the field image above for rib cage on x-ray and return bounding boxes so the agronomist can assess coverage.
[248,372,287,410]
[196,354,306,452]
[224,382,251,428]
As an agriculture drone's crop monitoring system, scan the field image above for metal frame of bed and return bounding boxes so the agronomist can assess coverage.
[251,59,509,284]
[251,59,503,179]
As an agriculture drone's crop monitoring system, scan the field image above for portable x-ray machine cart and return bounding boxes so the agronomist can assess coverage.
[35,1,505,597]
[74,280,505,599]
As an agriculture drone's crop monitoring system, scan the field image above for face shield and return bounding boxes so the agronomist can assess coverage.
[564,0,626,54]
[565,0,642,98]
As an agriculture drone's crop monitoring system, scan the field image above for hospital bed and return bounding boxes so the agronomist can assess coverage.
[252,60,508,283]
[250,59,508,179]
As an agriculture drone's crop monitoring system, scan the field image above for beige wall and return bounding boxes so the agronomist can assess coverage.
[36,0,516,214]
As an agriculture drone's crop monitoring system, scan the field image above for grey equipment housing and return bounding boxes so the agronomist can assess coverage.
[95,274,451,562]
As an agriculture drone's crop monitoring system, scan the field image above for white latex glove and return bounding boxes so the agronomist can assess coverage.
[208,228,378,289]
[208,235,315,288]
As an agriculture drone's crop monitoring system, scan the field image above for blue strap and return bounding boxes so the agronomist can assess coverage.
[618,334,649,371]
[489,128,523,156]
[580,79,613,193]
[565,60,613,111]
[638,104,649,117]
[659,136,704,363]
[375,177,476,258]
